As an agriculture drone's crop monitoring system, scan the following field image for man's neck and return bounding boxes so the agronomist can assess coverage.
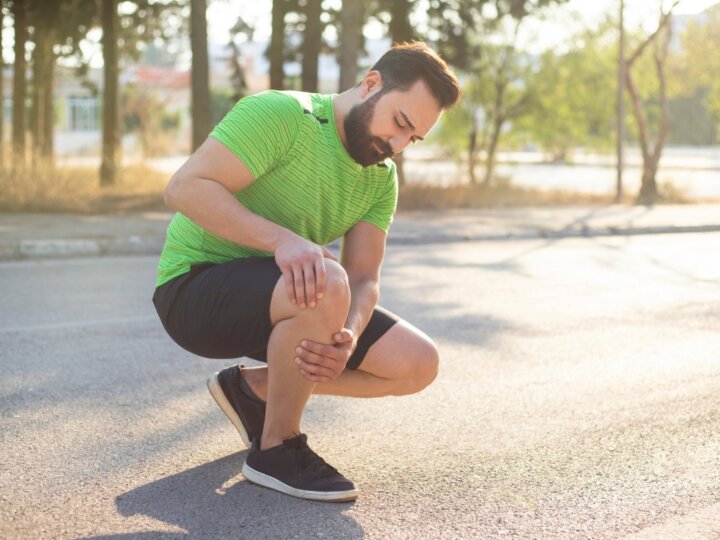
[332,90,357,150]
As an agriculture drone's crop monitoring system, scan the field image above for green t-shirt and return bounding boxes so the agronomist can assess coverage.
[156,90,398,287]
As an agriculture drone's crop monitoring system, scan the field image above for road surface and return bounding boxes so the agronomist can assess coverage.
[1,232,719,538]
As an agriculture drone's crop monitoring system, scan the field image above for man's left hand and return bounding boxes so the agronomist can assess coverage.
[294,329,356,382]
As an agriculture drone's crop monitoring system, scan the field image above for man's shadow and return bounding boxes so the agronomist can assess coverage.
[85,451,364,539]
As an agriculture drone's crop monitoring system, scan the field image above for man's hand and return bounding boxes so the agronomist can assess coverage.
[294,329,356,382]
[274,232,338,310]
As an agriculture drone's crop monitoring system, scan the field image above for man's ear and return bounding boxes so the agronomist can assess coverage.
[359,70,383,98]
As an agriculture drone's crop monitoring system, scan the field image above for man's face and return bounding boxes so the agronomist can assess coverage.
[344,78,443,167]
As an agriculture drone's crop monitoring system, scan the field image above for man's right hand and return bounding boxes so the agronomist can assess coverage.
[274,232,338,309]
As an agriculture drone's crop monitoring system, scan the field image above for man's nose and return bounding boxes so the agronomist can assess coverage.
[388,135,411,154]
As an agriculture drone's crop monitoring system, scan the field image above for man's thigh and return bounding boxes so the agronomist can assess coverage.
[154,257,281,359]
[353,313,439,380]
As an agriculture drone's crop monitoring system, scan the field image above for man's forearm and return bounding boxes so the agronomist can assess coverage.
[166,176,291,253]
[344,278,380,339]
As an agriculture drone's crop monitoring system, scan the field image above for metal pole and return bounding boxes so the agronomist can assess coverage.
[616,0,625,203]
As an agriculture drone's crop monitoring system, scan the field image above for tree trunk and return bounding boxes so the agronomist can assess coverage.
[31,38,39,157]
[615,0,625,203]
[338,0,363,92]
[483,116,503,186]
[100,0,120,186]
[389,0,413,45]
[637,159,659,203]
[31,28,55,161]
[483,75,508,187]
[468,114,477,184]
[190,0,211,151]
[269,0,286,90]
[625,7,675,205]
[12,0,27,164]
[301,0,321,92]
[42,49,54,159]
[0,5,4,168]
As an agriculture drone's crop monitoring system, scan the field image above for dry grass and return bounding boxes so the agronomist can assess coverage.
[399,181,616,210]
[0,161,169,214]
[398,177,696,210]
[0,160,698,215]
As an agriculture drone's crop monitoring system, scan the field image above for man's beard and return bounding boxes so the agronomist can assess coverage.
[343,91,394,167]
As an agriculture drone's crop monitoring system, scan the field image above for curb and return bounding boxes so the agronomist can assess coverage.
[0,237,165,261]
[1,225,719,262]
[387,224,720,245]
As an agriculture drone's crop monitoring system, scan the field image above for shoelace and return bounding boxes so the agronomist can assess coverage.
[285,435,339,478]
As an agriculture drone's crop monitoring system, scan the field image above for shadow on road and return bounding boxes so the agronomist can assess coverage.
[83,452,363,539]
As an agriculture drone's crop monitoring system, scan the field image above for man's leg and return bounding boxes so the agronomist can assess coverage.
[260,259,351,449]
[317,319,440,398]
[238,259,360,502]
[242,316,440,401]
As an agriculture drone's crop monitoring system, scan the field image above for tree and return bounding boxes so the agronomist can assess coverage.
[0,2,5,167]
[672,4,720,140]
[28,1,61,161]
[96,0,183,184]
[301,0,322,92]
[337,0,365,92]
[427,0,564,70]
[386,0,414,44]
[190,0,211,151]
[624,2,677,204]
[478,21,536,185]
[270,0,291,89]
[25,0,100,164]
[12,0,27,164]
[228,16,254,101]
[100,0,120,186]
[429,0,569,185]
[515,19,616,162]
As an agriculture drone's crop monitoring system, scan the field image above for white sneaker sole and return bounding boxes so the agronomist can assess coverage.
[207,372,251,448]
[242,462,359,502]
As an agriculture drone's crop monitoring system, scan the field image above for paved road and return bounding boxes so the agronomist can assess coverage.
[1,233,720,539]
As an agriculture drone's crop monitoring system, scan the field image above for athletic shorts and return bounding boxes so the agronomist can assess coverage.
[152,256,399,370]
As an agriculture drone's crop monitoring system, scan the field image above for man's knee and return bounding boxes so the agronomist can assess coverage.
[395,337,440,395]
[321,259,350,310]
[270,259,350,325]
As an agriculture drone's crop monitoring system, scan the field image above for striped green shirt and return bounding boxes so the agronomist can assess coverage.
[156,90,398,287]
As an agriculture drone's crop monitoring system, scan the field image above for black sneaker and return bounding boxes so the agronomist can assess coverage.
[242,434,359,502]
[207,364,265,448]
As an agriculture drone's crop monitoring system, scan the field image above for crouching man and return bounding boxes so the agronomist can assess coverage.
[152,42,461,502]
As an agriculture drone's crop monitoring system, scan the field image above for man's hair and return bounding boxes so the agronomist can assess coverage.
[369,41,461,110]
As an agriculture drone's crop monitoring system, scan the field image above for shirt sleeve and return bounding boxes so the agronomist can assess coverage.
[360,161,399,233]
[209,91,302,180]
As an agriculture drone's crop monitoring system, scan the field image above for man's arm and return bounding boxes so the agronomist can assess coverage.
[166,138,288,252]
[295,220,387,381]
[166,137,336,308]
[341,220,387,341]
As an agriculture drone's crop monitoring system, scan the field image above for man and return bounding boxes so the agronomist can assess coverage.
[152,42,461,502]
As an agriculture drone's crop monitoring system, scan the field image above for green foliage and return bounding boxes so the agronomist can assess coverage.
[26,0,99,59]
[672,6,720,137]
[118,0,186,61]
[428,87,475,160]
[121,83,180,157]
[426,0,568,70]
[667,90,716,145]
[513,18,617,159]
[432,17,540,178]
[211,89,237,126]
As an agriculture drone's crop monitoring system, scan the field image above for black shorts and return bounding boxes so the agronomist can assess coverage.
[152,257,399,370]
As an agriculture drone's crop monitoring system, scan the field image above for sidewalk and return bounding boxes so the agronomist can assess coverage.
[1,204,720,261]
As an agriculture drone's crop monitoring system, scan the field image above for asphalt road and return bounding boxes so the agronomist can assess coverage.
[1,233,719,539]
